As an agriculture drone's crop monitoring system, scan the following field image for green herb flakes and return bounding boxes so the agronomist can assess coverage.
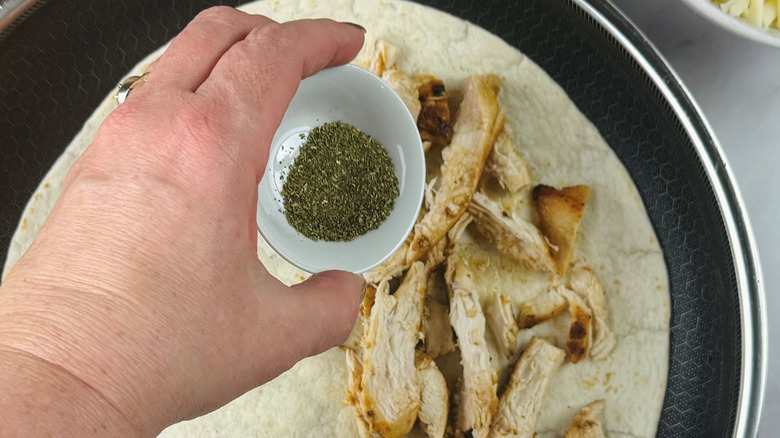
[281,122,399,241]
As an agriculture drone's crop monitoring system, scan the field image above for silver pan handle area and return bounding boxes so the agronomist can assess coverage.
[0,0,46,40]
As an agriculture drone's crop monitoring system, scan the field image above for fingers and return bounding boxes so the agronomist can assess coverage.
[141,7,276,93]
[196,19,365,164]
[281,271,365,359]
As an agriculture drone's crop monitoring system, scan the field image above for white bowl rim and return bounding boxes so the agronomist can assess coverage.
[256,64,425,274]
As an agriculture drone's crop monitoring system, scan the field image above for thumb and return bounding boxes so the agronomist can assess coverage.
[285,270,365,358]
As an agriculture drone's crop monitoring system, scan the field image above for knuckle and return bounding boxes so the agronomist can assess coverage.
[245,21,296,54]
[173,100,240,167]
[193,6,238,25]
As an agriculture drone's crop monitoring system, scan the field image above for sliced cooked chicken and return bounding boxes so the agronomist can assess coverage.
[569,264,616,360]
[514,284,592,363]
[516,285,568,329]
[424,299,456,359]
[364,207,425,284]
[408,75,505,264]
[418,238,452,355]
[382,69,423,120]
[425,177,438,210]
[533,185,591,276]
[417,76,453,146]
[487,338,565,438]
[343,283,378,351]
[361,283,378,321]
[446,258,498,438]
[416,213,471,360]
[416,351,449,438]
[355,38,453,147]
[364,235,412,285]
[345,348,371,438]
[446,211,474,253]
[350,262,429,438]
[468,191,556,273]
[557,287,593,364]
[485,293,519,357]
[354,37,401,77]
[424,232,449,272]
[563,400,606,438]
[484,131,531,193]
[365,190,472,286]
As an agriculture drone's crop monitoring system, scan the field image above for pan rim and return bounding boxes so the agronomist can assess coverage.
[0,0,767,435]
[567,0,767,436]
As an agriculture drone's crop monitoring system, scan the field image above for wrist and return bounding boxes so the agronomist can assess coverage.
[0,346,141,437]
[0,259,170,437]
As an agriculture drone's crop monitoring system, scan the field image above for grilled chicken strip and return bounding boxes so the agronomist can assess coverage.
[515,284,594,363]
[468,191,556,273]
[355,38,452,148]
[366,191,471,286]
[516,285,568,329]
[487,338,565,438]
[533,185,590,276]
[354,36,401,77]
[345,348,371,438]
[348,262,429,438]
[446,257,498,438]
[484,131,531,193]
[568,264,616,360]
[416,351,449,438]
[367,74,500,282]
[424,299,456,359]
[382,69,423,120]
[486,293,520,357]
[558,287,593,364]
[563,400,606,438]
[364,231,414,284]
[408,75,505,265]
[417,76,453,145]
[364,207,425,284]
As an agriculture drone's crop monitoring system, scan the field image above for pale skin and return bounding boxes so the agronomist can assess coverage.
[0,8,366,437]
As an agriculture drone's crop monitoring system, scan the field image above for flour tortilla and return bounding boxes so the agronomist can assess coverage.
[2,0,670,436]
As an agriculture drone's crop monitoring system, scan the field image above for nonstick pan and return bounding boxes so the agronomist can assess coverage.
[0,0,766,436]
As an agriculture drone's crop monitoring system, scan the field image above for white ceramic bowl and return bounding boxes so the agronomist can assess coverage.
[256,64,425,274]
[680,0,780,47]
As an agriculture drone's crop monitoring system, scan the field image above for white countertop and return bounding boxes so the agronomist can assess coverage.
[612,0,778,435]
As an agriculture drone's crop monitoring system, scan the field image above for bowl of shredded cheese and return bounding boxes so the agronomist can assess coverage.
[680,0,780,46]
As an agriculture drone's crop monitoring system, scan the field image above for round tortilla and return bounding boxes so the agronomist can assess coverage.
[2,0,670,437]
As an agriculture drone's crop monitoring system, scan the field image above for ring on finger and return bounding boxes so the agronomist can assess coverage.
[115,72,150,105]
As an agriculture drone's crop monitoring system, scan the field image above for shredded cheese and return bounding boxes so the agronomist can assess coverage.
[714,0,780,29]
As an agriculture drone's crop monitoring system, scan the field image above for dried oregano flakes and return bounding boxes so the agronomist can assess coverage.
[282,122,399,241]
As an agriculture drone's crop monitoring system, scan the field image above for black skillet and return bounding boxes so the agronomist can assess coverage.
[0,0,765,436]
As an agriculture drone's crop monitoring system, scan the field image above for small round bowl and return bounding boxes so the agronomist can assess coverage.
[256,64,425,274]
[679,0,780,47]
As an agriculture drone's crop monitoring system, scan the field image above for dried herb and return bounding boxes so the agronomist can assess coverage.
[282,121,399,241]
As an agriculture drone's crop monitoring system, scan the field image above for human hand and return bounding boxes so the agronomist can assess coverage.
[0,7,365,436]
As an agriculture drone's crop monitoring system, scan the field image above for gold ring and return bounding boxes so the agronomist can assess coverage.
[115,72,149,105]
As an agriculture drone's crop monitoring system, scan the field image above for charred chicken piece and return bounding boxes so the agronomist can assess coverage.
[533,184,590,276]
[563,400,606,438]
[417,76,453,146]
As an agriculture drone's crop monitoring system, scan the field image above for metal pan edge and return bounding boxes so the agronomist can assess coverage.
[0,0,766,435]
[0,0,48,41]
[568,0,767,436]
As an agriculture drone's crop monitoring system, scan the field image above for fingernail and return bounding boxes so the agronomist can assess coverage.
[342,21,366,33]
